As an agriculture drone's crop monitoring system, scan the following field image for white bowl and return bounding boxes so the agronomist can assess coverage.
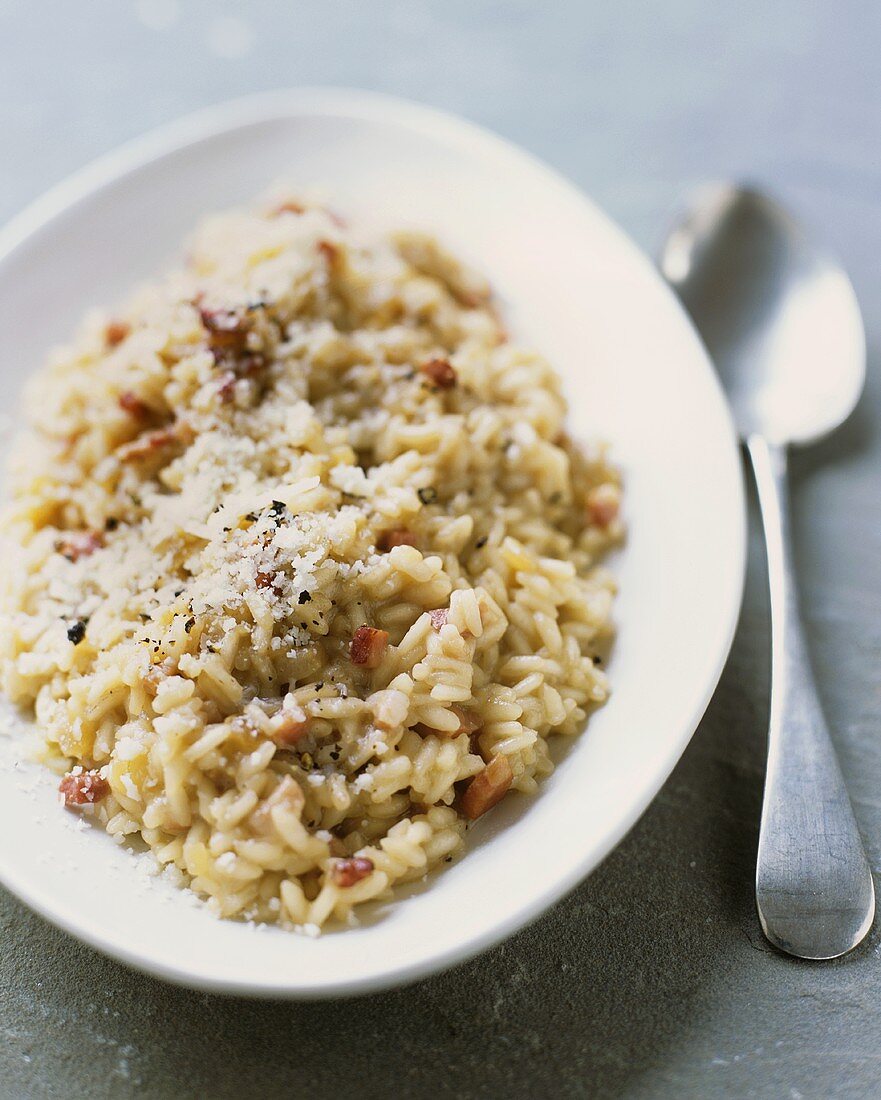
[0,89,745,998]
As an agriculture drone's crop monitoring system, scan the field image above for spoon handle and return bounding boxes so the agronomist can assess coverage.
[747,434,874,959]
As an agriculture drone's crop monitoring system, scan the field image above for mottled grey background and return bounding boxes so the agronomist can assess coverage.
[1,1,880,1097]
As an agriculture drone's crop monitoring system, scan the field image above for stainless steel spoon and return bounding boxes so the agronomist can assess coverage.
[661,184,875,959]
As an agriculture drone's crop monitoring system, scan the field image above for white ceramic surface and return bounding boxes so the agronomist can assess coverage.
[0,89,745,998]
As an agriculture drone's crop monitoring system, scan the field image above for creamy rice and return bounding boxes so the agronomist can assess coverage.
[0,194,621,929]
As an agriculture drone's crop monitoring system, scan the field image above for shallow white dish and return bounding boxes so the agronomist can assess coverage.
[0,88,745,998]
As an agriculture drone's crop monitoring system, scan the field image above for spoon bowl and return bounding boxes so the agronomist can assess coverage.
[662,184,865,446]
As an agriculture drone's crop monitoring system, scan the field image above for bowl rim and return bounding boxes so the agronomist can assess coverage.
[0,87,747,998]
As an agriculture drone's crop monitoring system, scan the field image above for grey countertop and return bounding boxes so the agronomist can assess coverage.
[2,2,880,1096]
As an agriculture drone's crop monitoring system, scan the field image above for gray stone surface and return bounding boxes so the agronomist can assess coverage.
[1,1,880,1096]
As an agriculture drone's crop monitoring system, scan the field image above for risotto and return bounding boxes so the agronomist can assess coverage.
[0,195,621,930]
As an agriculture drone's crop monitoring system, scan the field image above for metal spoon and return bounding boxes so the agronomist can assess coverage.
[661,184,875,959]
